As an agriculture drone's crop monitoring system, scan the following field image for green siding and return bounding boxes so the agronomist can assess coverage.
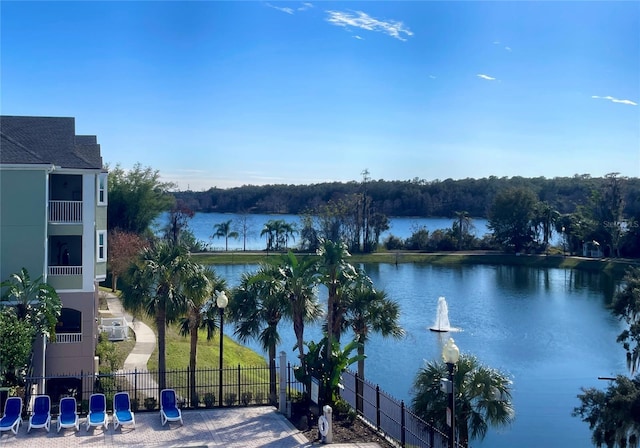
[0,170,47,280]
[48,275,83,290]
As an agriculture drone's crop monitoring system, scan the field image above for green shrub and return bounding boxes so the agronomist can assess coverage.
[144,397,157,410]
[224,393,236,406]
[240,392,253,406]
[254,392,265,405]
[203,393,215,408]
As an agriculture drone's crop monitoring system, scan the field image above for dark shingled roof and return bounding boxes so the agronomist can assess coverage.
[0,116,103,169]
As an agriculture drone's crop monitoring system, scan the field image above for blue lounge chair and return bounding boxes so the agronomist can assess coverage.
[0,396,22,435]
[86,393,108,431]
[27,395,51,433]
[160,389,183,426]
[57,397,79,433]
[113,392,135,430]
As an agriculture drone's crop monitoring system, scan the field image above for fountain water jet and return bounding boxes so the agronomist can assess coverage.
[429,296,453,332]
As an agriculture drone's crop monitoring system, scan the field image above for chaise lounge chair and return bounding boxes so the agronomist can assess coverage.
[57,397,79,433]
[86,393,109,431]
[160,389,183,426]
[113,392,135,430]
[0,397,22,436]
[27,395,51,433]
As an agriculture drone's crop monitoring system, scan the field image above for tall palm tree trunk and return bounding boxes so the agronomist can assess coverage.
[268,342,277,405]
[157,306,167,392]
[189,323,199,406]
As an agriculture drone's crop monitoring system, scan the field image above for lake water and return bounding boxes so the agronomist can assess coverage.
[158,212,491,250]
[209,262,626,448]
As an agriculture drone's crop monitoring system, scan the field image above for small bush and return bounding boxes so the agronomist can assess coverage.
[240,392,253,406]
[224,393,237,406]
[144,397,157,410]
[254,392,265,405]
[130,398,140,412]
[333,398,356,423]
[203,393,215,408]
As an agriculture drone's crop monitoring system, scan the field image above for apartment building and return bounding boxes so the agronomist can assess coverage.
[0,116,107,397]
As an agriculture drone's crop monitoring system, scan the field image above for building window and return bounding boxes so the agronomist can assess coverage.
[97,230,107,262]
[97,173,108,205]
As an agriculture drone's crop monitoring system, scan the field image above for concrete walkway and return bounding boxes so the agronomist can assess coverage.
[103,292,160,399]
[0,406,383,447]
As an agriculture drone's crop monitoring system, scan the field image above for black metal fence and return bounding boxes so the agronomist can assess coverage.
[24,364,290,414]
[341,370,450,448]
[21,366,452,448]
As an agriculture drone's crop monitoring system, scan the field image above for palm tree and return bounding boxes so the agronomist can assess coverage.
[121,240,192,391]
[454,211,473,251]
[1,268,62,386]
[411,353,514,447]
[275,251,322,361]
[317,239,357,360]
[178,265,227,406]
[260,220,278,252]
[279,221,298,250]
[212,220,239,251]
[0,268,62,340]
[342,272,405,381]
[535,202,559,252]
[228,264,288,404]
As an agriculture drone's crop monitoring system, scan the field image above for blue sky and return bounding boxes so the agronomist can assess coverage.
[2,1,638,190]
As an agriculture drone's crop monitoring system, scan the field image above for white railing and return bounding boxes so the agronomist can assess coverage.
[99,317,129,341]
[55,333,82,343]
[48,266,83,276]
[49,200,83,223]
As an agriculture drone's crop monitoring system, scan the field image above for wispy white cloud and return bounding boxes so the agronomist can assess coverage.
[298,2,313,11]
[266,3,294,15]
[325,10,413,41]
[494,41,511,51]
[477,74,497,81]
[429,75,436,79]
[353,35,363,40]
[592,95,637,106]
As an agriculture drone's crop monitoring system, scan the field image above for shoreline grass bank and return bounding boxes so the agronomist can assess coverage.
[192,251,638,275]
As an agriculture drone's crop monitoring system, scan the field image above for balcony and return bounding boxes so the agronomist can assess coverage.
[55,333,82,344]
[49,200,83,223]
[48,266,83,276]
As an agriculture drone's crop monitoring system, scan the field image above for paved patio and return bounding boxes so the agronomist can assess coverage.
[0,406,382,448]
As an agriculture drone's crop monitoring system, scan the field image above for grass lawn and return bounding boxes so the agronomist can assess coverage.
[146,323,267,371]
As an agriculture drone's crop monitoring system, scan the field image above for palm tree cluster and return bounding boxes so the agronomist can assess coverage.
[260,219,297,252]
[229,239,404,403]
[121,241,226,394]
[119,236,405,407]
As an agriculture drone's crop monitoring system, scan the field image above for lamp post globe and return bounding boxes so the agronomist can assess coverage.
[442,338,460,448]
[216,291,229,407]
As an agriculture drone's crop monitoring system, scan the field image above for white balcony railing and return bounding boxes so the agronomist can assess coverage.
[55,333,82,343]
[49,200,83,223]
[99,317,129,341]
[48,266,83,276]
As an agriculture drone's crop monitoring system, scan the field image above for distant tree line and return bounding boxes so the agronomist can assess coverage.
[173,174,640,219]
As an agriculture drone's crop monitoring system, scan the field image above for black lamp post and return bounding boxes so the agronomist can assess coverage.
[442,338,460,448]
[216,291,229,407]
